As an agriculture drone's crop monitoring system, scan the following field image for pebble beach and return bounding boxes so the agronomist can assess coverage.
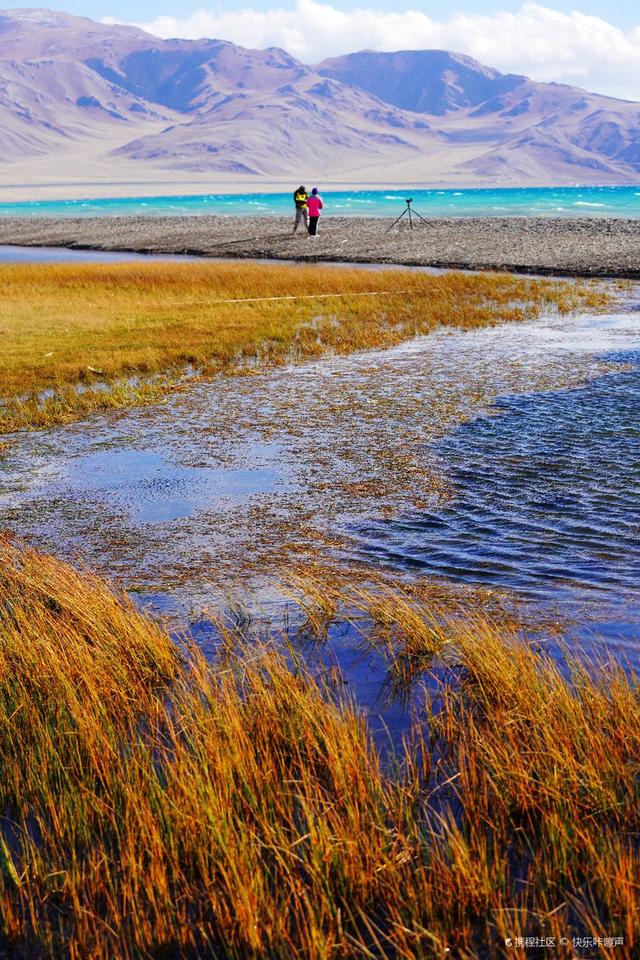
[0,214,639,277]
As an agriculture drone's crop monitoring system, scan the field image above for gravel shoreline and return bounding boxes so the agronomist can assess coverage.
[0,215,639,278]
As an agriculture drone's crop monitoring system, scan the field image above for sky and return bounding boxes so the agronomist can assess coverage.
[4,1,640,99]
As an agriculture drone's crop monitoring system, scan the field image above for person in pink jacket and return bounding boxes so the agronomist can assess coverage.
[306,187,323,237]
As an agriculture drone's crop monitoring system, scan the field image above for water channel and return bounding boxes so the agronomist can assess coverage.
[1,249,639,735]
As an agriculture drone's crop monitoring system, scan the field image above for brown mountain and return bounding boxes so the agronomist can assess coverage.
[0,7,640,197]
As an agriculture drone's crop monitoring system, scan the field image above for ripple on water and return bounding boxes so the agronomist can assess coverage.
[352,351,640,651]
[1,306,640,673]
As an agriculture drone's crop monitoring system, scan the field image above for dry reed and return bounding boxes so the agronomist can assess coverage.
[0,544,637,958]
[0,261,609,432]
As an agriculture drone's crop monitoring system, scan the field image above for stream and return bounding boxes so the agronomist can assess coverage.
[2,291,639,735]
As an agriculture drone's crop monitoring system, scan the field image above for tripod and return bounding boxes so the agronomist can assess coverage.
[385,198,428,234]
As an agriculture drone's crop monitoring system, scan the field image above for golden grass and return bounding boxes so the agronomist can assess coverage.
[0,543,637,958]
[0,261,610,432]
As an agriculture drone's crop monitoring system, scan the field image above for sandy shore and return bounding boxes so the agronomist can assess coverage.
[0,215,639,277]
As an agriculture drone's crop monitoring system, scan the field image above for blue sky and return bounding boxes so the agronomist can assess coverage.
[3,1,640,98]
[0,1,634,28]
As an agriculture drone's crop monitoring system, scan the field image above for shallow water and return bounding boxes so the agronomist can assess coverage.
[2,299,639,729]
[354,352,640,653]
[0,244,200,263]
[361,359,639,597]
[0,244,443,271]
[52,448,286,523]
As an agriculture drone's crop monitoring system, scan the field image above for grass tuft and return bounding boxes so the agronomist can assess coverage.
[0,546,637,957]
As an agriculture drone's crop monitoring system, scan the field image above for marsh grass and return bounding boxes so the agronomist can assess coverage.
[0,261,610,432]
[0,544,637,958]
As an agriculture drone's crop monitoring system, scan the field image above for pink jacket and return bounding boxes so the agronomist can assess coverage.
[307,194,323,216]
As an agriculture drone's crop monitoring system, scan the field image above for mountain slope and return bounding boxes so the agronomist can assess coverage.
[317,50,528,116]
[318,49,640,182]
[112,74,439,176]
[1,8,640,191]
[86,38,311,113]
[0,9,176,161]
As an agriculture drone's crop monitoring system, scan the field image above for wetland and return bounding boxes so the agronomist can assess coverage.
[1,258,639,959]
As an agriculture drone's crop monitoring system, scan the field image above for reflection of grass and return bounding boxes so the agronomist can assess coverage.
[2,543,636,957]
[0,261,610,432]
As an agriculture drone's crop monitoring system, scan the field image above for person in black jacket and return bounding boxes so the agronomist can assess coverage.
[293,185,309,233]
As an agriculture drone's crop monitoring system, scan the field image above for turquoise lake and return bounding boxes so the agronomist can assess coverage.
[4,185,640,218]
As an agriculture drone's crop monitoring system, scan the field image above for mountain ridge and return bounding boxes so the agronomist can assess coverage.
[1,7,640,194]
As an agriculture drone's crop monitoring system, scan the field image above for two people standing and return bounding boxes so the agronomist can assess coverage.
[292,185,323,237]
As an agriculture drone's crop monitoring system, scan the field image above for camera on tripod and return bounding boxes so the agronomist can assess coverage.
[385,197,427,233]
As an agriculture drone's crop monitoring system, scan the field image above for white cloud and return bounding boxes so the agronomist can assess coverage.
[104,1,640,101]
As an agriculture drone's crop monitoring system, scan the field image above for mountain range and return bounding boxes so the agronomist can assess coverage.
[1,6,640,198]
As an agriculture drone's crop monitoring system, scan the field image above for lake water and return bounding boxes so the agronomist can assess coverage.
[3,185,640,219]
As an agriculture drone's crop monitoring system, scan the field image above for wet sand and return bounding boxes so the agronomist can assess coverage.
[0,215,639,278]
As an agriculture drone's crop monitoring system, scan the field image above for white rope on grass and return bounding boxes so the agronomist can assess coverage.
[209,290,411,305]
